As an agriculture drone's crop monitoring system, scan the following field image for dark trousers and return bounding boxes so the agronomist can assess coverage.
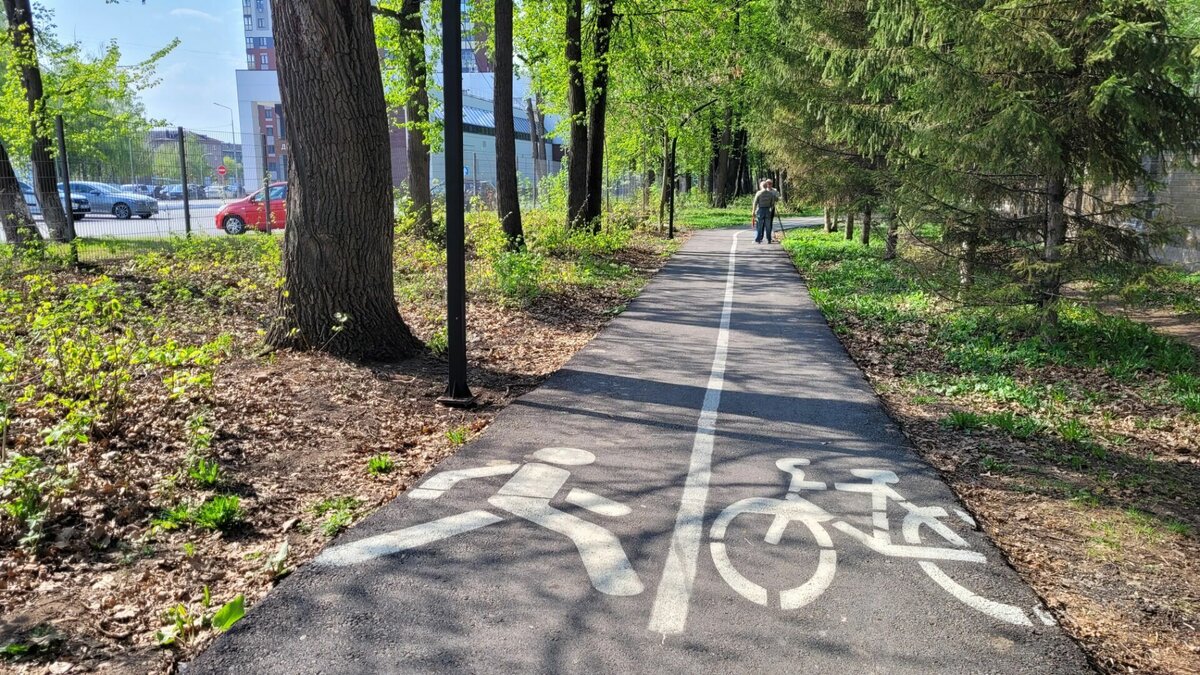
[755,207,774,242]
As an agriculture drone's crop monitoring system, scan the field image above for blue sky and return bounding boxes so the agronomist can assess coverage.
[42,1,246,141]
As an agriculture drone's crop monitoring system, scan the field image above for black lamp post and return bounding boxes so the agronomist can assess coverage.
[439,0,475,407]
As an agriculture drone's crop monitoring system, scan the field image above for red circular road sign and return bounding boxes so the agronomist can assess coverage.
[217,165,227,176]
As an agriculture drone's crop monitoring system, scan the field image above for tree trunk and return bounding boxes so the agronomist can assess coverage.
[959,230,976,293]
[844,212,855,241]
[860,205,872,246]
[493,0,522,248]
[823,206,832,233]
[658,130,669,226]
[526,98,541,205]
[0,140,39,247]
[884,213,899,260]
[394,0,435,240]
[265,0,420,360]
[565,0,588,227]
[4,0,69,241]
[1040,172,1068,337]
[582,0,615,230]
[712,107,733,207]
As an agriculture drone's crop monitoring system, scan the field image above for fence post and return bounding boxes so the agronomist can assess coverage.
[177,127,192,237]
[53,115,77,245]
[261,133,271,232]
[472,151,479,204]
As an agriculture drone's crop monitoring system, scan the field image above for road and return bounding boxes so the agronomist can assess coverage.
[189,228,1090,674]
[0,199,230,243]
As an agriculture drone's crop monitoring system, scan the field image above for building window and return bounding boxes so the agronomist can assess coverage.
[267,145,276,156]
[244,15,252,30]
[260,53,268,65]
[257,18,265,29]
[247,56,255,69]
[245,37,253,48]
[264,108,273,120]
[243,0,250,7]
[256,0,265,11]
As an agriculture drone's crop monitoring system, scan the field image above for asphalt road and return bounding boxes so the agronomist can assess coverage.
[0,199,230,243]
[189,229,1091,674]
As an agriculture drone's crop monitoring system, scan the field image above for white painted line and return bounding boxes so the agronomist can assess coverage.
[780,550,837,610]
[919,561,1033,626]
[648,232,740,635]
[566,488,633,517]
[1033,606,1057,626]
[313,510,503,567]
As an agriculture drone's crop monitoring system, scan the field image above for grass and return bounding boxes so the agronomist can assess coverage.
[366,454,395,477]
[312,496,360,537]
[445,426,469,446]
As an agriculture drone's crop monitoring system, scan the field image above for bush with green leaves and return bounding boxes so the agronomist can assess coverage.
[493,250,545,303]
[0,454,73,548]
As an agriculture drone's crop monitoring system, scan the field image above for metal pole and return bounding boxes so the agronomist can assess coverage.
[261,133,271,233]
[128,136,134,185]
[440,0,474,406]
[177,127,192,237]
[668,136,677,240]
[54,115,76,244]
[473,151,479,203]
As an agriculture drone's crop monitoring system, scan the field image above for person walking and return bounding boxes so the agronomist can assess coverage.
[752,178,782,244]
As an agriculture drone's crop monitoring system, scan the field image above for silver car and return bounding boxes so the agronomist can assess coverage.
[19,180,90,221]
[60,181,159,219]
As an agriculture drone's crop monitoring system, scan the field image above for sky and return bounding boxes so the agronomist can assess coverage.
[41,1,246,142]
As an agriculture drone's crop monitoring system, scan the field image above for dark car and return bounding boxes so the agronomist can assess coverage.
[19,180,90,221]
[60,181,158,219]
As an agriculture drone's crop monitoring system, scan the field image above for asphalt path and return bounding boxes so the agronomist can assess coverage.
[189,228,1091,674]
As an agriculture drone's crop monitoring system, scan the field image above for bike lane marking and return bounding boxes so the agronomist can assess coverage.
[647,231,740,635]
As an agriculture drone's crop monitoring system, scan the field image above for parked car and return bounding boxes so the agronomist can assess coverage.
[203,184,226,199]
[60,181,158,219]
[120,184,154,196]
[215,182,286,235]
[19,180,90,221]
[161,183,204,200]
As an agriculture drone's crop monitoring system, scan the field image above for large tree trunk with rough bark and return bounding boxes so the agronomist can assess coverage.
[265,0,419,360]
[823,206,832,233]
[396,0,435,239]
[4,0,69,242]
[712,107,733,207]
[565,0,588,227]
[0,140,39,247]
[844,212,855,241]
[493,0,522,248]
[860,205,872,246]
[582,0,615,230]
[884,213,899,260]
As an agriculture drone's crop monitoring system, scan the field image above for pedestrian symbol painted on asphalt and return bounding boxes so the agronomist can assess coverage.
[313,447,644,597]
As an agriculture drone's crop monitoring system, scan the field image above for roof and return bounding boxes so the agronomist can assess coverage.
[432,105,536,137]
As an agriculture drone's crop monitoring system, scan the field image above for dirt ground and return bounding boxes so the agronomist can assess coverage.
[0,235,679,674]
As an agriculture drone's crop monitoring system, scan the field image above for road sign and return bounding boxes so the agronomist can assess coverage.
[464,165,469,176]
[217,165,227,176]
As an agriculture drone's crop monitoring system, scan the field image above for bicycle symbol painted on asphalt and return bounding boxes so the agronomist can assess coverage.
[313,448,1053,628]
[710,458,1055,627]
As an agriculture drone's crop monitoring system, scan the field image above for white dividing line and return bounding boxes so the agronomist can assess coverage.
[647,232,740,635]
[918,561,1033,626]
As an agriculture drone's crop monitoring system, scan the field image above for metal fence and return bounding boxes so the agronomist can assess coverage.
[2,117,669,266]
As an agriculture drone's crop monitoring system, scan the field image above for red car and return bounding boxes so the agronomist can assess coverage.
[216,182,287,234]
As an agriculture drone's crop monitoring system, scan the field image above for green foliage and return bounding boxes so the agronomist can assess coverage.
[940,410,985,431]
[494,250,545,303]
[445,426,469,446]
[186,457,221,488]
[312,496,360,537]
[154,589,244,647]
[0,454,72,548]
[366,454,395,477]
[191,495,243,531]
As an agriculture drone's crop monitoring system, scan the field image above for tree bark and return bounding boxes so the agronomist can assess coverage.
[860,205,872,246]
[884,213,899,260]
[582,0,615,230]
[526,98,541,206]
[823,206,832,233]
[1040,172,1068,337]
[712,106,733,207]
[844,212,855,241]
[266,0,420,360]
[4,0,69,241]
[959,229,977,293]
[0,140,39,247]
[396,0,435,240]
[493,0,522,248]
[564,0,588,227]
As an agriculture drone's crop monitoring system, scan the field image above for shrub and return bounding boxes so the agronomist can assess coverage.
[191,495,243,531]
[494,250,544,303]
[0,455,73,548]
